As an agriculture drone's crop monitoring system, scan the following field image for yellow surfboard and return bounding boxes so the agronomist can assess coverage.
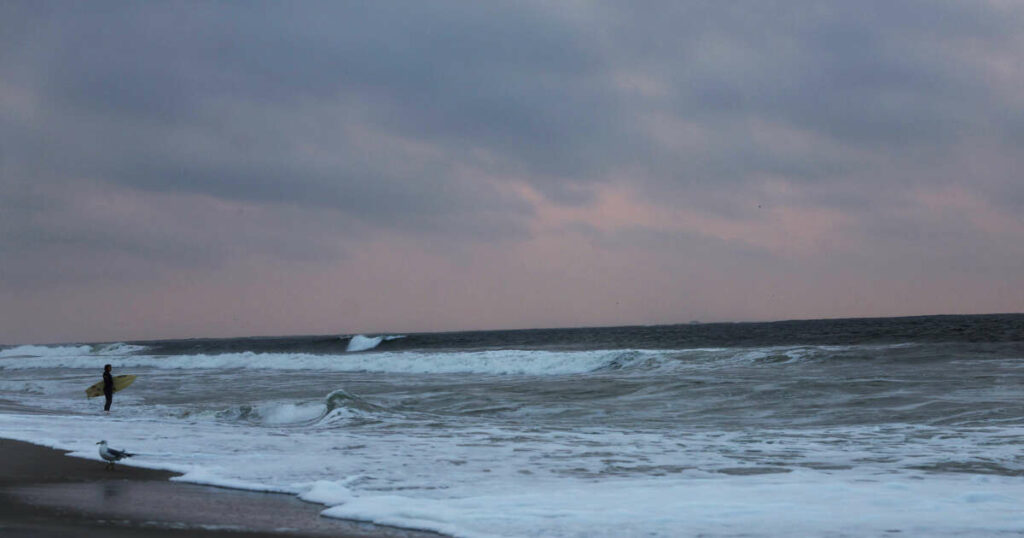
[85,375,137,398]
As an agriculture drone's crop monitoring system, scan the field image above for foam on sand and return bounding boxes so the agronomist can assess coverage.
[2,411,1023,538]
[320,473,1024,537]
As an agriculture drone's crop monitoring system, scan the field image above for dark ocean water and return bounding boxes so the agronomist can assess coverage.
[137,313,1024,355]
[110,314,1024,432]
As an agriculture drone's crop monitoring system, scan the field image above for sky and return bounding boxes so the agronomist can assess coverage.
[2,1,1023,344]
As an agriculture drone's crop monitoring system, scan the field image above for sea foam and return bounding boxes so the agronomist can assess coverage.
[3,411,1021,538]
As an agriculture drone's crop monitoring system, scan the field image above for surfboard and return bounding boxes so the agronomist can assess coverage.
[85,375,137,398]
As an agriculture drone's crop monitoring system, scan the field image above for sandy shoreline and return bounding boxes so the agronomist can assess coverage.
[0,438,441,538]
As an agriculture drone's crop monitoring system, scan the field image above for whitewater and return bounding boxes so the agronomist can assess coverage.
[2,315,1023,537]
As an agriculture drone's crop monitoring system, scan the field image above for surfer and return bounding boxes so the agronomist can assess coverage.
[103,364,113,412]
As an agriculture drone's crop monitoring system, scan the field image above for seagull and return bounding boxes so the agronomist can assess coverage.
[96,440,134,470]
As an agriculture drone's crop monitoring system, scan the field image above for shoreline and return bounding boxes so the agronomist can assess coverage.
[0,438,441,538]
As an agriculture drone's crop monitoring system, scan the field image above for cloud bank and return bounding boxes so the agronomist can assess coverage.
[2,1,1022,343]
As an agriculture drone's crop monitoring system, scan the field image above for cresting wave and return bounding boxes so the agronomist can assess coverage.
[344,334,406,352]
[209,390,390,427]
[0,344,931,375]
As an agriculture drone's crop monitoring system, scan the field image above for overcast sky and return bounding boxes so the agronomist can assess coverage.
[2,1,1022,344]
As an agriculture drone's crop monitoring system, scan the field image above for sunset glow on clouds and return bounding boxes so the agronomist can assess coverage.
[1,1,1022,343]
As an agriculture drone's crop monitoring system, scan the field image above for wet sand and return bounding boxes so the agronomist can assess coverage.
[0,438,440,537]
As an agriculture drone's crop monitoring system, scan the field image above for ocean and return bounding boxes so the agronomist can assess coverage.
[2,314,1023,536]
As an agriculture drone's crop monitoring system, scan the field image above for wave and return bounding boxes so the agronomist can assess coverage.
[325,388,385,413]
[346,335,382,352]
[0,348,636,375]
[209,389,387,426]
[0,345,92,358]
[0,342,147,359]
[95,343,148,355]
[340,334,407,353]
[175,402,325,425]
[344,334,405,352]
[0,343,951,376]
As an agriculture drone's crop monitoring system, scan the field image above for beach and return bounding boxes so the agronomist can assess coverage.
[0,438,438,538]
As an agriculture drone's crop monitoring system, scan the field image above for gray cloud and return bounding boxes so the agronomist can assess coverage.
[2,1,1023,340]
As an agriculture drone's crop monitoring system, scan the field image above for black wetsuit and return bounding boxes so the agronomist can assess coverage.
[103,371,113,411]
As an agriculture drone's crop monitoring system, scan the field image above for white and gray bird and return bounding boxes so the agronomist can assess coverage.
[96,440,134,469]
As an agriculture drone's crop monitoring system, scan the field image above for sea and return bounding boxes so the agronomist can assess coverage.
[2,314,1024,537]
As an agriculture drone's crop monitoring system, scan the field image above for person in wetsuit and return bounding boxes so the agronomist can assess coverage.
[103,364,113,412]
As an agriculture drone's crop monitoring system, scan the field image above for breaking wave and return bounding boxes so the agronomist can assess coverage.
[0,344,942,376]
[344,334,405,352]
[0,342,147,359]
[211,389,388,426]
[0,349,634,375]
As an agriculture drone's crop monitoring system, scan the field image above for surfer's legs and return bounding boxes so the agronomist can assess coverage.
[104,392,112,412]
